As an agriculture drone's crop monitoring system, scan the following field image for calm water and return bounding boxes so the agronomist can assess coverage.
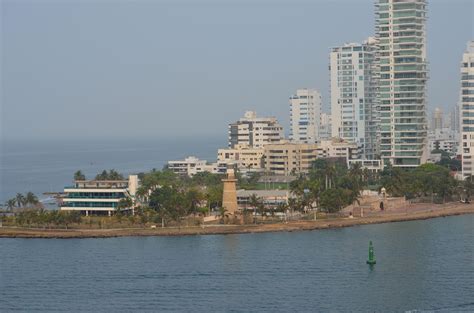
[1,215,473,312]
[0,137,223,204]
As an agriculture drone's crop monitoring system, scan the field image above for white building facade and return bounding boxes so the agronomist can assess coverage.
[61,175,139,215]
[460,41,474,179]
[289,88,322,143]
[330,38,378,159]
[375,0,428,167]
[167,156,226,177]
[428,128,458,155]
[228,111,284,149]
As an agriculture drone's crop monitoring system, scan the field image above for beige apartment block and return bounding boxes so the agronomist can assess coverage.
[217,144,264,171]
[264,142,319,176]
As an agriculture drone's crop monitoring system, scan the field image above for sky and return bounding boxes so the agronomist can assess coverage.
[1,0,473,141]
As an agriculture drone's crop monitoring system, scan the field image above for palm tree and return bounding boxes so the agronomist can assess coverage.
[15,193,26,208]
[287,197,298,218]
[186,188,204,217]
[218,207,228,224]
[249,194,261,223]
[258,202,266,222]
[74,170,86,181]
[6,199,16,211]
[117,197,133,214]
[95,170,109,180]
[349,163,363,181]
[108,169,124,180]
[25,192,39,207]
[324,165,336,189]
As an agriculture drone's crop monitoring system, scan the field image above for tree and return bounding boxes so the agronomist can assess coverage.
[217,207,228,224]
[185,188,204,217]
[6,199,16,211]
[287,197,298,216]
[117,197,133,214]
[15,193,26,208]
[108,169,124,180]
[320,188,346,213]
[149,185,187,227]
[379,165,406,197]
[205,185,223,212]
[248,194,262,223]
[95,169,124,180]
[25,192,39,207]
[74,170,86,181]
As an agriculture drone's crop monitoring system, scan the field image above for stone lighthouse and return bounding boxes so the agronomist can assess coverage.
[221,165,238,215]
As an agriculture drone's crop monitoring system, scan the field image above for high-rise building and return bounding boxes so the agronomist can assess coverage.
[460,41,474,179]
[330,38,378,159]
[289,88,322,143]
[228,111,284,149]
[375,0,428,167]
[448,105,460,133]
[319,113,332,140]
[432,107,443,130]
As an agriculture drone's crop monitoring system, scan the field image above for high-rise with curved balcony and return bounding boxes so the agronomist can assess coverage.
[375,0,428,167]
[460,41,474,180]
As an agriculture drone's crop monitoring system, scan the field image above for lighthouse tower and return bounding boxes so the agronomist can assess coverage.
[222,165,238,215]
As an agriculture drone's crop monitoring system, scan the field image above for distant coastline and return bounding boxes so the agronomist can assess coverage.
[1,203,472,239]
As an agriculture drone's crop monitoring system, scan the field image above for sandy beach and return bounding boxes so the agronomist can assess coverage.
[0,202,472,239]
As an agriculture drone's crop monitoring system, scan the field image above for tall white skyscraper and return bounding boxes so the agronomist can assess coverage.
[460,41,474,179]
[375,0,428,167]
[330,38,378,159]
[289,89,322,143]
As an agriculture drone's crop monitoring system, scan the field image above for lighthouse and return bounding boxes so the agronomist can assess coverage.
[222,165,238,215]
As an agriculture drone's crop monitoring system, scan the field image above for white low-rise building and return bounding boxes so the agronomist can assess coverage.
[167,156,208,176]
[167,156,226,177]
[428,128,459,155]
[61,175,139,216]
[347,159,384,173]
[316,139,361,160]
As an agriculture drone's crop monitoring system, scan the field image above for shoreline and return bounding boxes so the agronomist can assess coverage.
[1,203,473,239]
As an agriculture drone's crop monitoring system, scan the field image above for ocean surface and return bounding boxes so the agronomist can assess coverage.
[0,215,473,312]
[0,137,224,205]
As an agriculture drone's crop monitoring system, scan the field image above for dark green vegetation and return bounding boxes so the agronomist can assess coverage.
[73,169,125,181]
[289,159,369,213]
[288,159,473,213]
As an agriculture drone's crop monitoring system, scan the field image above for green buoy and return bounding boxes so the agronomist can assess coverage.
[366,241,376,265]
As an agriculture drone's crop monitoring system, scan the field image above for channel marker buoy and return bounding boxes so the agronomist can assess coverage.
[367,241,376,265]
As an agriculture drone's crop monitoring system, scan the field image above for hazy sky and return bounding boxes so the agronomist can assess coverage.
[2,0,473,141]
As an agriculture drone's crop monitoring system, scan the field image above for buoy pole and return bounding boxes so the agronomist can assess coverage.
[367,241,376,265]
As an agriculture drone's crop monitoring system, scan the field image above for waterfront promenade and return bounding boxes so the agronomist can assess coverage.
[1,202,472,238]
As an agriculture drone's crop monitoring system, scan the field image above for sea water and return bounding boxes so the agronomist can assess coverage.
[0,215,473,312]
